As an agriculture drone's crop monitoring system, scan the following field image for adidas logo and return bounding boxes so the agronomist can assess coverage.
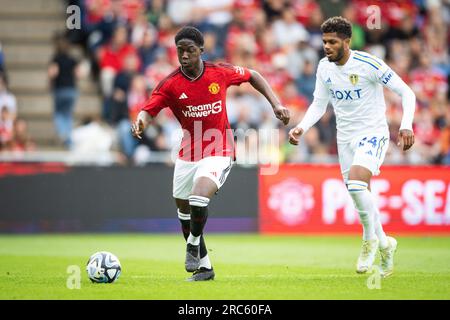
[179,93,188,99]
[326,78,332,84]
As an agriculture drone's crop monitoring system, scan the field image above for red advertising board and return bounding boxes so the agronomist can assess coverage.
[259,164,450,234]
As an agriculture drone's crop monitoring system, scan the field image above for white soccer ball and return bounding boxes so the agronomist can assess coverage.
[86,251,121,283]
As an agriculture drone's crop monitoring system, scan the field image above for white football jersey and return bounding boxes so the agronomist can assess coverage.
[313,50,396,143]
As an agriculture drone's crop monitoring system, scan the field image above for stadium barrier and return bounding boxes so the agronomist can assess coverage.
[259,164,450,234]
[2,163,450,234]
[0,163,258,233]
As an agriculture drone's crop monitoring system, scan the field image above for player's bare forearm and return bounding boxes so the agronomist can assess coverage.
[249,70,290,125]
[249,70,281,108]
[137,111,152,127]
[131,110,153,139]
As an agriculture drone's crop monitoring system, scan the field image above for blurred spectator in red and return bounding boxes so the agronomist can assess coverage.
[98,25,141,120]
[155,14,178,63]
[0,72,16,120]
[225,5,257,61]
[261,52,292,96]
[410,53,448,108]
[128,75,148,123]
[0,106,13,150]
[304,4,326,52]
[412,108,441,162]
[144,48,174,89]
[98,25,140,82]
[234,0,262,23]
[281,80,309,126]
[7,119,36,153]
[293,0,321,26]
[385,13,420,42]
[121,0,145,24]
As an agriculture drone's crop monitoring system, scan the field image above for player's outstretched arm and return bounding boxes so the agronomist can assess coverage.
[380,70,416,151]
[248,70,290,125]
[288,97,329,146]
[288,60,329,146]
[131,110,153,139]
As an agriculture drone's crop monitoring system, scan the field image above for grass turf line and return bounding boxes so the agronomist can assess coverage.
[0,234,449,299]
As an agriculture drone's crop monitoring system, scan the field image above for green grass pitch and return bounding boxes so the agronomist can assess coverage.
[0,234,449,299]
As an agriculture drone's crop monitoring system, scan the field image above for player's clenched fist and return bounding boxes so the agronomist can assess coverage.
[397,129,415,151]
[288,127,304,145]
[131,119,144,139]
[273,105,290,125]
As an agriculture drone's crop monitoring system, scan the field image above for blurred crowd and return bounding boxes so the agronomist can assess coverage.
[2,0,449,166]
[0,71,36,155]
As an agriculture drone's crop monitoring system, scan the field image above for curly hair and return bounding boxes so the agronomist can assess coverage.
[174,26,204,47]
[320,16,352,39]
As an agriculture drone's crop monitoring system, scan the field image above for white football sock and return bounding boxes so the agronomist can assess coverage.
[347,180,376,241]
[370,193,389,249]
[199,254,212,269]
[187,233,201,246]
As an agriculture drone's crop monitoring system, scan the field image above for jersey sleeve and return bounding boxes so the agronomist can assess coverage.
[370,56,416,131]
[364,54,394,85]
[219,63,251,87]
[141,82,172,117]
[313,62,331,101]
[297,62,330,133]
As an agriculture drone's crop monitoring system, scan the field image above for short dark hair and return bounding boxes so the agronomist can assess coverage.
[174,26,204,47]
[321,16,352,39]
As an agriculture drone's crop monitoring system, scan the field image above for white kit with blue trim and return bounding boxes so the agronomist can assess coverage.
[298,50,415,144]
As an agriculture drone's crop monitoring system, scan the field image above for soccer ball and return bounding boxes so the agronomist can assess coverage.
[86,251,121,283]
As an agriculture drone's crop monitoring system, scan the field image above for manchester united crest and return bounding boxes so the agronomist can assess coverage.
[208,82,220,94]
[349,74,359,85]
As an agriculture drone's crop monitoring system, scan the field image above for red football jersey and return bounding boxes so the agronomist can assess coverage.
[142,61,251,161]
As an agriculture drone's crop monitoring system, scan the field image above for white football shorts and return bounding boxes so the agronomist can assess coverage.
[173,156,233,200]
[338,132,389,183]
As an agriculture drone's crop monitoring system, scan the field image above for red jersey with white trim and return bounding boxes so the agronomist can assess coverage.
[142,61,251,161]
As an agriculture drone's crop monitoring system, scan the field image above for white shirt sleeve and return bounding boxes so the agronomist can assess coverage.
[297,63,330,133]
[373,60,416,131]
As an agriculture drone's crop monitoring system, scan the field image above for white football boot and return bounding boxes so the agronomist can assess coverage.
[356,238,379,274]
[379,236,397,278]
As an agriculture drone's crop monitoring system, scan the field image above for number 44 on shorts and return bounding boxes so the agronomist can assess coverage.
[359,136,378,148]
